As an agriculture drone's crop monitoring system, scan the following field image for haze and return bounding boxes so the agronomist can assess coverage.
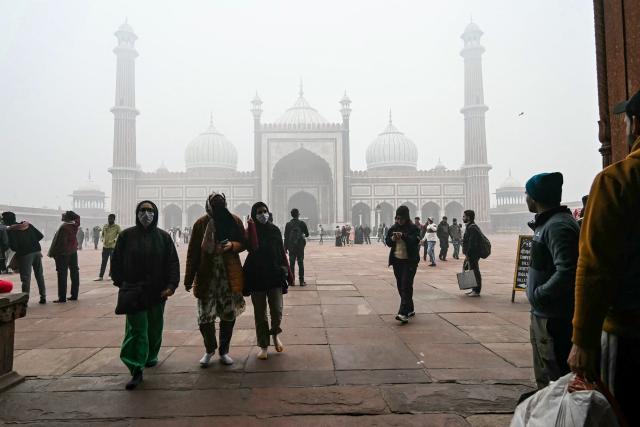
[0,0,599,209]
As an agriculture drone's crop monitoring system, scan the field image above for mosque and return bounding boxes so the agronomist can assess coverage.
[109,21,492,231]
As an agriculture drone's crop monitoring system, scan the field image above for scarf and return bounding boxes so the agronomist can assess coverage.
[201,192,241,254]
[8,222,30,232]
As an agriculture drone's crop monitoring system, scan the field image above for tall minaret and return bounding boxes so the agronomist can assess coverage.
[109,20,139,226]
[460,21,491,226]
[340,91,352,222]
[251,92,263,182]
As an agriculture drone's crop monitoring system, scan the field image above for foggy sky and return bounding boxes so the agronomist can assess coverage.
[1,0,600,210]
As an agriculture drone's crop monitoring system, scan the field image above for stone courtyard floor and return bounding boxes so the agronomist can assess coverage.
[0,234,534,426]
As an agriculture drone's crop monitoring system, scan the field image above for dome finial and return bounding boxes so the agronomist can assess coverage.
[509,168,512,177]
[209,112,213,126]
[389,109,393,125]
[299,77,304,97]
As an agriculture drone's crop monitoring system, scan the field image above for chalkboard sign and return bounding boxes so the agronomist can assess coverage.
[512,235,533,302]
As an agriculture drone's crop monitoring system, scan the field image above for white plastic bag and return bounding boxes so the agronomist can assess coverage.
[510,373,619,427]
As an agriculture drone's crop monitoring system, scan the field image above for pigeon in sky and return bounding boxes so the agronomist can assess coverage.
[518,112,525,116]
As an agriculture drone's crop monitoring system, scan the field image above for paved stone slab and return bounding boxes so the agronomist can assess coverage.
[467,414,513,427]
[244,345,334,372]
[13,348,99,376]
[241,371,336,388]
[440,312,513,327]
[330,344,420,370]
[326,327,404,345]
[321,303,374,316]
[69,347,175,375]
[155,346,250,373]
[14,330,63,349]
[427,367,534,382]
[336,369,431,385]
[323,314,386,328]
[279,327,328,345]
[458,325,529,343]
[483,343,533,368]
[408,343,514,369]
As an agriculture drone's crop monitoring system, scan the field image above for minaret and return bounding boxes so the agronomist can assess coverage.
[460,21,491,226]
[340,91,352,221]
[250,92,263,181]
[109,20,139,226]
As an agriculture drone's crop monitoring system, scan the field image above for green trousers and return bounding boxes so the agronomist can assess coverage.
[120,303,165,375]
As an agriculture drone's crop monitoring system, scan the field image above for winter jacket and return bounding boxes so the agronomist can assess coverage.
[284,218,309,252]
[526,206,579,319]
[48,220,80,258]
[385,223,421,266]
[243,221,292,295]
[449,224,462,241]
[421,223,437,242]
[436,221,450,241]
[573,137,640,349]
[184,214,246,297]
[7,222,43,256]
[462,222,482,260]
[111,201,180,308]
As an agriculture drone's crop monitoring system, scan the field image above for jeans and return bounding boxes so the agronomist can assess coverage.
[438,238,449,260]
[529,314,572,389]
[427,241,436,264]
[452,239,461,258]
[99,248,114,278]
[251,287,283,348]
[54,252,80,301]
[392,259,416,316]
[121,303,164,375]
[289,249,305,283]
[465,257,482,293]
[17,251,46,299]
[199,319,235,355]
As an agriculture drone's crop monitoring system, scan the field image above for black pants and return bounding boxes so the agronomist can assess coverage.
[611,335,640,425]
[392,260,416,316]
[99,248,114,278]
[93,238,99,250]
[199,319,235,355]
[54,252,80,301]
[466,257,482,293]
[439,238,449,260]
[289,249,305,283]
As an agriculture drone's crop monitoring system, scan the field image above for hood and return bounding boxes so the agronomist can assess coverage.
[8,222,30,232]
[250,201,269,222]
[135,200,159,229]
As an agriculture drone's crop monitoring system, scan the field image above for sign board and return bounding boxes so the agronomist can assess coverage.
[512,235,533,302]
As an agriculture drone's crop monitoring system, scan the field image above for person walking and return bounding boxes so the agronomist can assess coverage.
[92,225,101,250]
[437,216,450,261]
[85,228,90,246]
[364,224,371,244]
[2,212,47,303]
[77,227,85,250]
[0,218,9,274]
[48,211,81,303]
[335,226,342,247]
[462,210,484,297]
[449,218,462,259]
[94,214,121,281]
[568,90,640,424]
[421,218,437,267]
[377,224,384,243]
[111,200,179,390]
[318,225,324,245]
[184,192,246,368]
[284,208,309,286]
[385,206,420,323]
[243,202,293,360]
[524,172,579,389]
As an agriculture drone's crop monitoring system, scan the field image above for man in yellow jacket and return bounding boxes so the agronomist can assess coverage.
[568,90,640,424]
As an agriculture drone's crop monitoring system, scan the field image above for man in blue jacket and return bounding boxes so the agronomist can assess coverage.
[525,172,580,389]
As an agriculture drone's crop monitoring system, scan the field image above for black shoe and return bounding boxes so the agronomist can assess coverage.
[39,297,46,304]
[429,263,436,267]
[145,360,158,368]
[125,371,143,390]
[300,281,306,287]
[53,299,66,303]
[68,297,78,301]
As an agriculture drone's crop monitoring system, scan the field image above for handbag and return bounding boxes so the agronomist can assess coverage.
[456,269,477,290]
[115,281,147,315]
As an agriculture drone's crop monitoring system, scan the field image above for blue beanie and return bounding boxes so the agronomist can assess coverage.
[525,172,563,205]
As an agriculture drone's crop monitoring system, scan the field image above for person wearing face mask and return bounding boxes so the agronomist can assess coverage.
[243,202,293,360]
[110,200,180,390]
[94,214,121,281]
[385,206,421,324]
[184,192,246,368]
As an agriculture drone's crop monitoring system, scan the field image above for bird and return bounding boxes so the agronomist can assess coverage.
[518,112,525,116]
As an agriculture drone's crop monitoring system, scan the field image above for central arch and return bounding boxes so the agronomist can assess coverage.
[186,204,205,226]
[272,148,333,227]
[352,202,371,227]
[163,204,182,229]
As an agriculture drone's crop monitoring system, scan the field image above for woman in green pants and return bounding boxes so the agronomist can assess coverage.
[243,202,293,360]
[111,200,180,390]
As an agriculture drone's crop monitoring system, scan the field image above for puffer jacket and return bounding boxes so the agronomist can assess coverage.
[184,214,246,297]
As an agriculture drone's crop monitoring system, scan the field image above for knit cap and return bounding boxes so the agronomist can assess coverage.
[525,172,563,205]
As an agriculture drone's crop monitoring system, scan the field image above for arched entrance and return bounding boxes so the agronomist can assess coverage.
[186,204,205,226]
[163,204,182,229]
[288,192,319,232]
[351,202,371,227]
[421,202,441,223]
[445,201,464,223]
[377,202,394,228]
[272,148,333,227]
[233,203,251,221]
[401,201,418,220]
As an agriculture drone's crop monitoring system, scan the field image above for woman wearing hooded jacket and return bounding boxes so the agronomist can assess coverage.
[111,200,180,390]
[184,192,246,367]
[243,202,293,360]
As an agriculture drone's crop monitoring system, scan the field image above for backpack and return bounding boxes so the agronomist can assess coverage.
[288,221,304,249]
[471,224,491,259]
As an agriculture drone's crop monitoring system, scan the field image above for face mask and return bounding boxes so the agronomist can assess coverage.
[257,213,270,224]
[138,211,155,227]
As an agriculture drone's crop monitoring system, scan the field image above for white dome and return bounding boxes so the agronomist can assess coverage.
[275,88,329,126]
[499,171,522,189]
[185,119,237,172]
[366,118,418,170]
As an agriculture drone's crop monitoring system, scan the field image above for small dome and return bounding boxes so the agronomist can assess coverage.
[434,158,446,170]
[275,85,329,126]
[499,171,522,189]
[156,161,169,173]
[185,118,237,172]
[74,174,103,193]
[366,116,418,170]
[464,22,482,34]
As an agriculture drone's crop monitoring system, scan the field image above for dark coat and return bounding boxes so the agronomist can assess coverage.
[111,201,180,308]
[7,222,43,256]
[385,223,421,266]
[437,221,450,240]
[243,222,290,295]
[462,222,482,260]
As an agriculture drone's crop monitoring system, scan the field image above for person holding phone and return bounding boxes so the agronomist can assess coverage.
[385,206,421,323]
[184,192,246,368]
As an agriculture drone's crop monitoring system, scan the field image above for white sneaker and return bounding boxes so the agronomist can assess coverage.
[466,290,480,297]
[257,348,268,360]
[273,335,284,353]
[199,352,214,367]
[219,353,234,365]
[395,314,409,323]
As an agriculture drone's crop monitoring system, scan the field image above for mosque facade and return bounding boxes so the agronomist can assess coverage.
[109,21,492,231]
